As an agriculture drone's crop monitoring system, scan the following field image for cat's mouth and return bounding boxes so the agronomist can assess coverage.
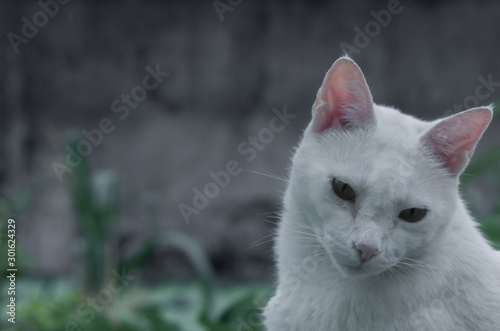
[317,233,394,278]
[336,261,388,278]
[330,254,393,278]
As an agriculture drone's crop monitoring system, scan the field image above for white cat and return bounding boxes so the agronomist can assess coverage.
[263,56,500,331]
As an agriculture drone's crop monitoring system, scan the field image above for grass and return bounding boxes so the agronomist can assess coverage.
[1,279,271,331]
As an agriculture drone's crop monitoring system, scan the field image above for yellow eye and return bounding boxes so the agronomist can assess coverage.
[399,208,427,223]
[332,178,355,201]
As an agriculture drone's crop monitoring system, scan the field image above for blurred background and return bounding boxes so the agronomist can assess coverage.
[0,0,500,330]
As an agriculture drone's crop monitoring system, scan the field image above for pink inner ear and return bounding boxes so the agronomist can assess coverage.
[312,58,374,133]
[426,107,492,175]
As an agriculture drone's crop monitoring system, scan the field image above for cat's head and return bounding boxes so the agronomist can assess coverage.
[287,56,493,278]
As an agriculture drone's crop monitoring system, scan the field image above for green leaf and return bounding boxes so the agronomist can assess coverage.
[136,305,181,331]
[164,232,214,315]
[198,311,233,331]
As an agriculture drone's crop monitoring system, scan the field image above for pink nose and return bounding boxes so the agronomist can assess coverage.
[354,243,381,263]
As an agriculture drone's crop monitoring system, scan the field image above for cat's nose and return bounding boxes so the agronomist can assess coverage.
[353,243,381,263]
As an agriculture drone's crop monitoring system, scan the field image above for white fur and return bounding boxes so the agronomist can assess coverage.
[263,66,500,330]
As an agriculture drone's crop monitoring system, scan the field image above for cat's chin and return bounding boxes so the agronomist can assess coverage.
[334,260,389,279]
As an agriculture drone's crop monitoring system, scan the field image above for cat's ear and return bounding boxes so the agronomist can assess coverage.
[311,56,375,133]
[422,107,493,176]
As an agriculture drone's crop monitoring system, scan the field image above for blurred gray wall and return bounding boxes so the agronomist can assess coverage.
[1,0,499,281]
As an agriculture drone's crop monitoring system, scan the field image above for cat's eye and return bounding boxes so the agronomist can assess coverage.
[398,208,427,223]
[332,178,355,201]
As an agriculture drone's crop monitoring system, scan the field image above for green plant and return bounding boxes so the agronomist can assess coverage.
[198,287,269,331]
[118,192,161,273]
[0,175,46,275]
[9,284,181,331]
[66,134,120,293]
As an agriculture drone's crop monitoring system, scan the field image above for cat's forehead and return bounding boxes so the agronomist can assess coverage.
[322,138,431,206]
[316,106,435,191]
[328,106,430,156]
[321,122,426,166]
[328,132,423,179]
[374,105,431,138]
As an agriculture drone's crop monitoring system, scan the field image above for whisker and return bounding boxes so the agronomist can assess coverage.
[460,173,484,180]
[260,211,281,216]
[261,218,280,226]
[243,169,287,182]
[249,233,276,249]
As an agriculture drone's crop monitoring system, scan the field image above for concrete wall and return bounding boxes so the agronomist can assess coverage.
[1,0,499,281]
